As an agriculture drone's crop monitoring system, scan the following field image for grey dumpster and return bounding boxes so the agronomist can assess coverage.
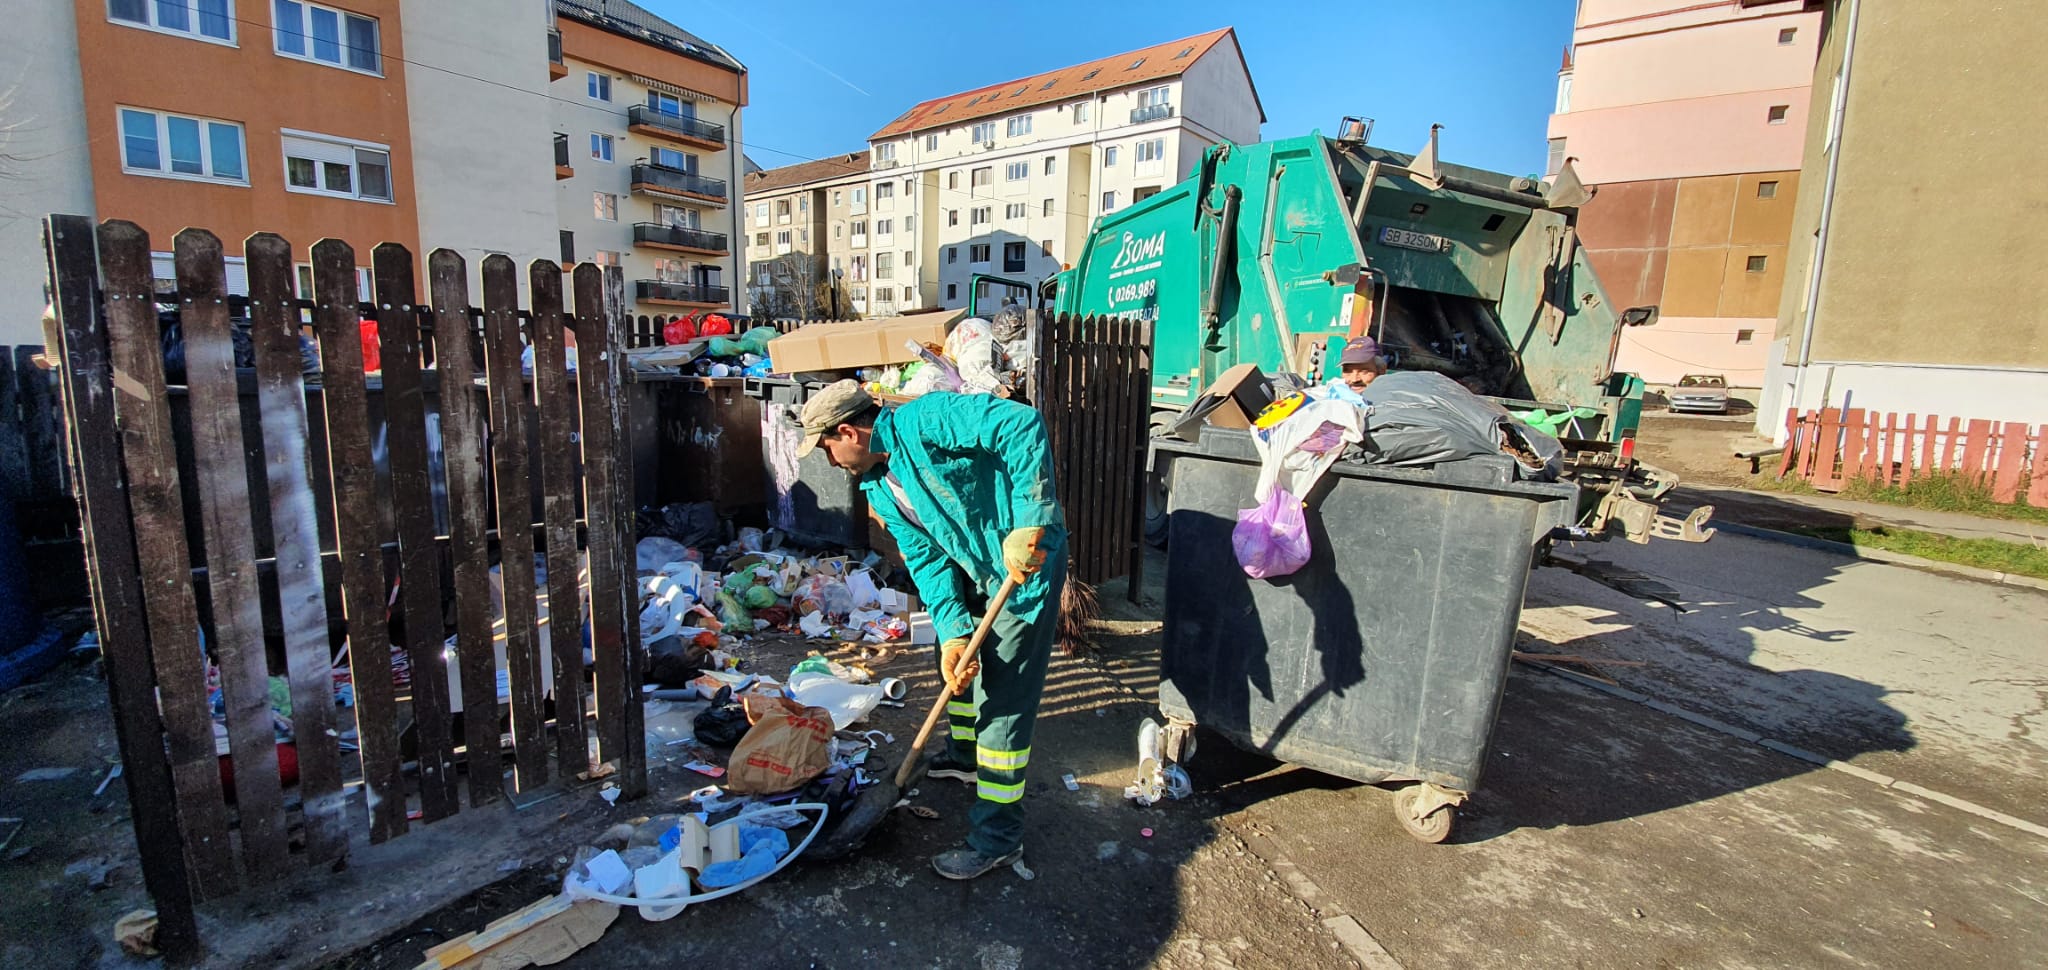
[747,378,871,549]
[1154,427,1577,842]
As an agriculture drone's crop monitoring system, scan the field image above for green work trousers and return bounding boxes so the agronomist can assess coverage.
[941,558,1065,857]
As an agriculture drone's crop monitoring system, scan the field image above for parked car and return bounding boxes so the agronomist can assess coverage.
[1667,374,1730,414]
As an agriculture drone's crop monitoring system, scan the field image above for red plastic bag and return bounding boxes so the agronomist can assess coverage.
[1232,487,1311,579]
[698,313,734,337]
[358,320,381,372]
[663,316,698,345]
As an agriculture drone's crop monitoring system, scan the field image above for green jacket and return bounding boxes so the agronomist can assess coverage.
[860,394,1066,641]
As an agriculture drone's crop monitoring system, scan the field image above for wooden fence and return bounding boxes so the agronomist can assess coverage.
[43,216,644,960]
[1035,314,1154,595]
[1778,407,2048,505]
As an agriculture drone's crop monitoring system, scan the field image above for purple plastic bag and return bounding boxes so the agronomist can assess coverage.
[1232,487,1311,579]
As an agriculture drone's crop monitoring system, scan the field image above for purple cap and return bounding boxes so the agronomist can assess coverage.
[1340,336,1383,366]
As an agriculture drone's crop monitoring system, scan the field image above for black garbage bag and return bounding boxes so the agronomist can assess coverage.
[646,634,711,687]
[159,307,257,384]
[693,687,750,748]
[1353,371,1561,479]
[636,501,719,548]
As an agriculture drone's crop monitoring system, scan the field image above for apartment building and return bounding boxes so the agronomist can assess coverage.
[550,0,748,317]
[863,28,1262,312]
[0,3,97,344]
[739,153,867,319]
[1546,0,1821,389]
[1758,0,2048,433]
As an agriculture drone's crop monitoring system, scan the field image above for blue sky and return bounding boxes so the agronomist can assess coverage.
[647,0,1574,178]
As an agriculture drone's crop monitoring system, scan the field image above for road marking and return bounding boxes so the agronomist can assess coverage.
[1524,660,2048,841]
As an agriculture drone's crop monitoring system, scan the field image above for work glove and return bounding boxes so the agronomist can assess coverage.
[1002,527,1049,584]
[940,636,979,696]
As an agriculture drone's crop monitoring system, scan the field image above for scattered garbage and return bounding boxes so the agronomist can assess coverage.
[1126,719,1194,806]
[113,909,159,957]
[1062,773,1079,791]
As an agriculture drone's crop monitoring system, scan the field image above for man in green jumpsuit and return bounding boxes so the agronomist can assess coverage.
[796,380,1065,880]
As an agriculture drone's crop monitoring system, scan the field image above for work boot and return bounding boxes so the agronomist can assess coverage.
[922,753,977,786]
[931,844,1022,881]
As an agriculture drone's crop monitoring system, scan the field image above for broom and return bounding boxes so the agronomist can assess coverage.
[1057,573,1100,658]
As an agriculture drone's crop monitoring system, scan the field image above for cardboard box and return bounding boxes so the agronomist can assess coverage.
[768,317,949,374]
[1197,364,1274,429]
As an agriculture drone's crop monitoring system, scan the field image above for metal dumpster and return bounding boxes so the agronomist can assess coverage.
[1154,427,1577,842]
[747,378,871,549]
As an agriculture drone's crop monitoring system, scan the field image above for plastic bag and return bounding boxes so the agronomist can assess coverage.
[697,825,789,888]
[1233,487,1311,579]
[944,317,1003,394]
[792,575,852,617]
[787,670,884,729]
[725,707,835,795]
[693,688,750,747]
[742,584,779,610]
[1251,399,1364,505]
[664,316,698,345]
[637,536,691,572]
[698,314,734,337]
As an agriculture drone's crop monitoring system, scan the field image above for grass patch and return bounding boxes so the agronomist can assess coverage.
[1833,472,2048,525]
[1785,525,2048,580]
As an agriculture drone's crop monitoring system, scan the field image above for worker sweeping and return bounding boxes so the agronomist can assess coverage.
[795,379,1066,880]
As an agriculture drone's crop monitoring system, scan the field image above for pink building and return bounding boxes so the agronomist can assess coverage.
[1548,0,1820,388]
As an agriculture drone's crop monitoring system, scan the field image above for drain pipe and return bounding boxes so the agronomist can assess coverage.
[1256,164,1300,374]
[1788,0,1861,421]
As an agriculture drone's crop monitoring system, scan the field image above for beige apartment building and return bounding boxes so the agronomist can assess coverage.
[1758,0,2048,434]
[740,153,868,318]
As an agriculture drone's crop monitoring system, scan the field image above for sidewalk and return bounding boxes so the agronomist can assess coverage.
[1663,482,2047,545]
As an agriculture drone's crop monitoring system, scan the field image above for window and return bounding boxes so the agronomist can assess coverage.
[905,215,916,234]
[1102,191,1117,212]
[904,177,915,194]
[591,192,617,220]
[903,250,913,267]
[876,218,893,235]
[1005,161,1029,181]
[649,146,692,170]
[876,253,894,280]
[752,202,769,227]
[1778,27,1797,45]
[1136,138,1164,163]
[851,255,865,280]
[833,190,843,206]
[1042,198,1054,217]
[1127,57,1145,69]
[1005,203,1027,220]
[277,133,391,201]
[559,230,575,264]
[1137,86,1171,108]
[1767,104,1789,124]
[1736,329,1756,344]
[948,172,960,190]
[876,182,894,200]
[291,263,372,302]
[947,209,959,227]
[646,91,687,116]
[798,196,808,214]
[754,232,768,246]
[1133,185,1161,203]
[1044,155,1056,175]
[1041,239,1054,257]
[970,244,991,264]
[1757,180,1779,199]
[1081,70,1099,82]
[875,143,896,163]
[590,133,613,162]
[109,0,232,41]
[972,122,996,143]
[655,205,699,229]
[775,230,791,246]
[119,107,246,184]
[274,2,380,73]
[970,167,991,189]
[902,286,913,302]
[775,199,791,222]
[1003,241,1026,272]
[591,250,621,268]
[1546,137,1567,177]
[1746,255,1768,273]
[975,280,990,299]
[947,247,958,264]
[1104,146,1118,167]
[971,206,990,226]
[947,283,958,301]
[1073,101,1090,123]
[1007,116,1032,137]
[850,187,866,212]
[926,134,939,151]
[834,224,842,238]
[587,72,611,101]
[1175,46,1193,59]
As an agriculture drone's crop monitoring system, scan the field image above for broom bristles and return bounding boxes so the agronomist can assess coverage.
[1057,575,1100,657]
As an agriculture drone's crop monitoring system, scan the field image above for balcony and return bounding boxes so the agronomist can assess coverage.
[633,222,728,255]
[636,280,731,308]
[627,105,727,151]
[1130,103,1176,124]
[548,29,565,80]
[553,133,572,179]
[873,158,899,170]
[629,163,728,206]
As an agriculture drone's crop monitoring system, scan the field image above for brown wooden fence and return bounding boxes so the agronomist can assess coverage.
[1778,407,2048,505]
[43,216,644,960]
[1035,314,1154,595]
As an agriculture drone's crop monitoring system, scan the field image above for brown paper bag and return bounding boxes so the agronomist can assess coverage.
[725,706,835,795]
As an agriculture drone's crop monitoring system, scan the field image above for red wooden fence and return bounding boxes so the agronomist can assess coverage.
[1778,407,2048,505]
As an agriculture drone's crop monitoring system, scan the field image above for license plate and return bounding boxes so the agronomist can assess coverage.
[1380,227,1451,254]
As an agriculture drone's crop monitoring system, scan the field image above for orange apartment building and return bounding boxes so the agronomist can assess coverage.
[73,0,421,294]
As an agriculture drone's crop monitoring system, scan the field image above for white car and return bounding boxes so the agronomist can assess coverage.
[1668,374,1730,414]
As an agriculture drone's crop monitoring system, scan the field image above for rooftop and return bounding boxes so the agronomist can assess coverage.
[554,0,744,73]
[743,152,871,194]
[869,28,1257,140]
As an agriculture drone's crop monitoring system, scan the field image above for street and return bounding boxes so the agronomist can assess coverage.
[345,533,2045,969]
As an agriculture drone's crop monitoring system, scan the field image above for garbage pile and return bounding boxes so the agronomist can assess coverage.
[854,309,1033,399]
[626,312,783,379]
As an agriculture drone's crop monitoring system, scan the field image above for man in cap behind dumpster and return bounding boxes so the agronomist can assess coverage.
[796,379,1066,880]
[1335,335,1388,393]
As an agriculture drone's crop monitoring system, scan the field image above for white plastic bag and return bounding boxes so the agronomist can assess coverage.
[1251,399,1364,504]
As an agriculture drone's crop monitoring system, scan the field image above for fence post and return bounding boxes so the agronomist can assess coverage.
[531,260,590,777]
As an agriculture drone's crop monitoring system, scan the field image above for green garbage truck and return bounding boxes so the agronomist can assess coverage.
[1049,122,1711,544]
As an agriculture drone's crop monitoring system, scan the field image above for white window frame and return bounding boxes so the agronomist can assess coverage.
[874,143,896,163]
[970,244,991,264]
[925,134,939,151]
[587,71,612,102]
[1104,146,1118,166]
[272,0,381,75]
[1042,198,1054,217]
[1043,156,1056,176]
[1005,161,1029,182]
[1073,101,1090,123]
[1006,115,1032,137]
[1102,190,1117,212]
[1005,203,1027,220]
[591,132,614,163]
[1137,138,1164,163]
[1137,85,1172,109]
[971,122,995,143]
[107,0,237,46]
[281,128,393,202]
[970,206,990,226]
[118,106,249,186]
[593,191,618,221]
[876,182,894,200]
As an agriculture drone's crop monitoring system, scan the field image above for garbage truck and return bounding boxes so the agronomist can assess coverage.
[1049,121,1711,544]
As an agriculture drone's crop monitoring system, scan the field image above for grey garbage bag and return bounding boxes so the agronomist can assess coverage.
[1353,372,1562,479]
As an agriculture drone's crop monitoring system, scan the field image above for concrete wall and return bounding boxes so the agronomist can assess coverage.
[401,0,555,276]
[0,0,94,343]
[1176,35,1263,146]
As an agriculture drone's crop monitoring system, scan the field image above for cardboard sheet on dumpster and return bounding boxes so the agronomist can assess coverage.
[768,317,948,373]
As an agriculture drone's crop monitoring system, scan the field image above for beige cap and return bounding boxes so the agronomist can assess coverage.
[796,379,876,458]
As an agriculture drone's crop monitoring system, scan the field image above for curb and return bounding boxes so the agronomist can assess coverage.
[1712,522,2048,593]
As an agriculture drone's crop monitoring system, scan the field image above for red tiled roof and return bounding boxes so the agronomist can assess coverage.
[742,152,869,194]
[869,28,1249,140]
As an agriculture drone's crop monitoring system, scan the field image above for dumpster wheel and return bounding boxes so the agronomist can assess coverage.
[1392,784,1461,844]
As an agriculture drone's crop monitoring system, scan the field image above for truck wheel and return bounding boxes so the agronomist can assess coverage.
[1393,785,1456,843]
